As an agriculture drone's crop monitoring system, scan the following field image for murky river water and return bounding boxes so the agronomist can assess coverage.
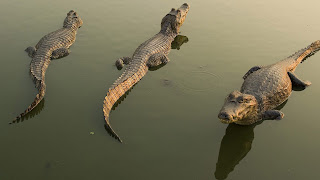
[1,0,320,179]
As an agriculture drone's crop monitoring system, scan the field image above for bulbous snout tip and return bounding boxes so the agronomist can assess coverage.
[218,112,233,124]
[180,3,190,11]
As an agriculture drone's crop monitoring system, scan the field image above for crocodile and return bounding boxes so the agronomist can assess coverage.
[215,101,287,180]
[13,10,83,122]
[103,3,190,142]
[218,40,320,125]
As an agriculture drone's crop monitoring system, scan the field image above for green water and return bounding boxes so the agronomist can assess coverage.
[1,0,320,179]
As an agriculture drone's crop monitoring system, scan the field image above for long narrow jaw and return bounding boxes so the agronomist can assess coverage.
[177,3,190,25]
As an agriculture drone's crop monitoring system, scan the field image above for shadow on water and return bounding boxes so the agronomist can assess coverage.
[171,35,189,50]
[11,99,45,124]
[214,100,288,180]
[214,122,259,180]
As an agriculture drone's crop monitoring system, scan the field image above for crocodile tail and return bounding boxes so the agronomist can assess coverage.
[12,80,46,123]
[296,40,320,64]
[287,40,320,70]
[103,65,148,143]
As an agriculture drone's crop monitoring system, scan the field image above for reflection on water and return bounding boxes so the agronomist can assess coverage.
[215,100,288,179]
[11,99,45,123]
[214,122,259,180]
[171,35,189,50]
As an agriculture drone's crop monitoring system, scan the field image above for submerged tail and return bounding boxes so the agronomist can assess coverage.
[103,65,148,143]
[286,40,320,71]
[12,80,46,123]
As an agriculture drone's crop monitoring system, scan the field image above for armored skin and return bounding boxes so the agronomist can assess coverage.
[13,10,83,122]
[103,3,190,142]
[218,41,320,125]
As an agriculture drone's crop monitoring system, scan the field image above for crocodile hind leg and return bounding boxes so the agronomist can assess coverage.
[51,47,70,59]
[115,57,131,70]
[243,66,262,79]
[288,72,311,90]
[262,110,284,120]
[146,53,170,68]
[25,46,37,58]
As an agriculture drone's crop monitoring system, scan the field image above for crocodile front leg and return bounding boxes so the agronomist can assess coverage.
[288,71,311,89]
[25,46,37,58]
[115,57,132,70]
[51,47,70,59]
[262,110,284,120]
[243,66,262,79]
[146,53,170,68]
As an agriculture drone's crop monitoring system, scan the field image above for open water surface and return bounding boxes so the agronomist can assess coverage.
[1,0,320,179]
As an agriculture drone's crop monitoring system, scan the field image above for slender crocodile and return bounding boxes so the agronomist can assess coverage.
[103,3,190,142]
[218,40,320,125]
[13,10,83,122]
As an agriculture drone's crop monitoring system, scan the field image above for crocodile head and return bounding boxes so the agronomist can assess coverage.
[161,3,190,34]
[63,10,83,29]
[218,91,259,125]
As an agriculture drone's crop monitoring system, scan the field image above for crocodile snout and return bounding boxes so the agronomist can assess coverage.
[180,3,190,12]
[218,112,234,123]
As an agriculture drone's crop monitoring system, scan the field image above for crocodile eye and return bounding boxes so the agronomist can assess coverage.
[237,97,245,103]
[240,97,251,103]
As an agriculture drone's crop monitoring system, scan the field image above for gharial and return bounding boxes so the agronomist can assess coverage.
[218,40,320,125]
[103,3,190,142]
[13,10,83,122]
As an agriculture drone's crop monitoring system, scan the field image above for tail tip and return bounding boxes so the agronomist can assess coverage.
[311,40,320,47]
[10,117,19,124]
[104,124,123,143]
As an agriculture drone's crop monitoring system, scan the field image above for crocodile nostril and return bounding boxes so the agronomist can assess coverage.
[218,112,232,120]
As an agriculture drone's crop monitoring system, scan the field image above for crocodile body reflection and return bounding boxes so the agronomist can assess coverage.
[215,101,288,179]
[171,35,189,50]
[215,123,258,180]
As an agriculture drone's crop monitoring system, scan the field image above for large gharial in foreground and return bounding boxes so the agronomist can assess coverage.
[103,3,190,142]
[218,40,320,125]
[13,10,83,122]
